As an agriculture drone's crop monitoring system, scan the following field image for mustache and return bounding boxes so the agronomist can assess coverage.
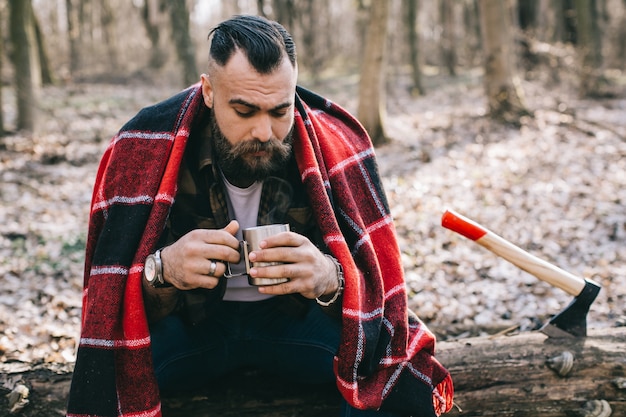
[230,138,286,156]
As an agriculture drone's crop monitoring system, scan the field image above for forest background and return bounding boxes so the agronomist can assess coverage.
[0,0,625,378]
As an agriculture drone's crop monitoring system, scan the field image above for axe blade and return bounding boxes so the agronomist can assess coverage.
[540,279,601,338]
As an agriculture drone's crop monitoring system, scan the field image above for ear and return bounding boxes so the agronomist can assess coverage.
[201,74,213,108]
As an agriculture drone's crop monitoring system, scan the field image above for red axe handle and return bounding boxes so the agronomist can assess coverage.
[441,209,586,296]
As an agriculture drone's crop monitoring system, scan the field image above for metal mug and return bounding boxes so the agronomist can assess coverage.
[224,224,290,286]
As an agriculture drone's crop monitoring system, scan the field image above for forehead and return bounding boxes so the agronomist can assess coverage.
[211,50,297,106]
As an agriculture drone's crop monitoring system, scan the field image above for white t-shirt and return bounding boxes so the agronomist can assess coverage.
[221,176,273,302]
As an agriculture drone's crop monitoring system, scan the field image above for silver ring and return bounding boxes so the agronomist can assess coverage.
[208,260,218,277]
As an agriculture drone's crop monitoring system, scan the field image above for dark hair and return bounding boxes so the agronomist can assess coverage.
[208,15,296,74]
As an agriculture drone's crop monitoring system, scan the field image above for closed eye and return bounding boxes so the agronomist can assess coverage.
[235,109,255,118]
[271,110,289,118]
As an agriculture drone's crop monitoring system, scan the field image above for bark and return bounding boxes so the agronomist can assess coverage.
[300,0,320,82]
[517,0,539,32]
[3,328,624,417]
[478,0,530,126]
[438,327,626,416]
[357,0,390,146]
[463,0,482,68]
[100,0,119,72]
[440,0,457,76]
[140,0,167,69]
[574,0,606,97]
[65,0,80,74]
[404,0,423,96]
[272,0,296,32]
[622,0,626,70]
[33,10,54,85]
[167,0,198,86]
[9,0,40,132]
[0,2,5,135]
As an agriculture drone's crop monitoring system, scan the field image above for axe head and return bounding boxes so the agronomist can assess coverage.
[540,279,601,338]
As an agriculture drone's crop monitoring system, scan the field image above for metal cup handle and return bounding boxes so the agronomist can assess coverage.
[223,240,249,278]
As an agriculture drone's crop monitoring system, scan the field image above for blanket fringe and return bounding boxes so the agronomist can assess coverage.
[433,374,454,416]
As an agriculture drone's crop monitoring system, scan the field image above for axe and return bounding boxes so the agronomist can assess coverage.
[441,209,601,338]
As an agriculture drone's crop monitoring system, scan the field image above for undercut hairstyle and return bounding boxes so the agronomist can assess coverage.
[208,15,296,74]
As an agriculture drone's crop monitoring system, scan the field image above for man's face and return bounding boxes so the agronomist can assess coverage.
[201,50,298,187]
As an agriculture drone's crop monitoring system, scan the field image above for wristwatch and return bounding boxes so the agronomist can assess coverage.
[144,249,170,288]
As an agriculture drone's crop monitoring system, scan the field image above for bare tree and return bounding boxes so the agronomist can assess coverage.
[9,0,40,132]
[621,0,626,70]
[33,11,54,85]
[357,0,390,146]
[140,0,167,69]
[272,0,296,31]
[166,0,198,86]
[463,0,482,68]
[0,1,5,135]
[404,0,424,96]
[478,0,530,125]
[100,0,120,72]
[66,0,80,75]
[440,0,457,76]
[574,0,605,96]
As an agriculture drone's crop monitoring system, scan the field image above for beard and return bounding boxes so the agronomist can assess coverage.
[210,114,294,185]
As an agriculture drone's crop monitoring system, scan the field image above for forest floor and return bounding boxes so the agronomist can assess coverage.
[0,68,625,377]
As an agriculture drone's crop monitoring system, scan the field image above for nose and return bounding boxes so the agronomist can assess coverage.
[251,115,273,142]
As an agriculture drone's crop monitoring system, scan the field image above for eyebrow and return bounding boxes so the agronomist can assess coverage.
[229,98,293,112]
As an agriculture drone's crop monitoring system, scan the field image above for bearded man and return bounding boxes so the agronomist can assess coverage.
[66,14,452,417]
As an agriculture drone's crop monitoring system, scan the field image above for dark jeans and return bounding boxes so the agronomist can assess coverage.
[150,297,401,417]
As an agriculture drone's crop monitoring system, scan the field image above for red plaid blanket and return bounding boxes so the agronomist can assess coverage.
[66,85,453,417]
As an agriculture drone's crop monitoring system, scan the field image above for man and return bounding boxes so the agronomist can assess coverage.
[66,15,452,417]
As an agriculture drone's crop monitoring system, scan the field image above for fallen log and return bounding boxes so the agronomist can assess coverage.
[1,327,624,417]
[438,327,626,417]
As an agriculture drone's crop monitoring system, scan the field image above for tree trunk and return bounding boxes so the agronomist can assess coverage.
[440,0,457,76]
[561,0,578,44]
[517,0,539,32]
[272,0,296,32]
[478,0,530,126]
[9,0,40,133]
[100,0,119,72]
[404,0,424,96]
[621,0,626,70]
[140,0,167,69]
[300,0,320,83]
[0,1,5,135]
[167,0,198,86]
[438,327,626,416]
[33,10,54,85]
[357,0,390,146]
[574,0,605,97]
[3,328,624,416]
[463,0,482,68]
[65,0,80,75]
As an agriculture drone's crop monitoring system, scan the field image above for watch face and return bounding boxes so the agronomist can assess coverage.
[144,256,157,282]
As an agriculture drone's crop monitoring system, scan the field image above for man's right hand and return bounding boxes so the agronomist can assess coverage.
[160,220,241,290]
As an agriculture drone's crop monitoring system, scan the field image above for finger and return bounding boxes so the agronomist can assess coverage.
[206,259,229,278]
[207,259,218,277]
[223,220,240,237]
[192,226,239,248]
[204,242,241,264]
[190,274,221,290]
[258,231,302,249]
[257,279,294,295]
